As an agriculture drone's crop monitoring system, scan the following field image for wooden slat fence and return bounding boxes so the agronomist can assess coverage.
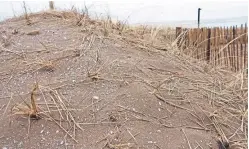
[176,24,248,72]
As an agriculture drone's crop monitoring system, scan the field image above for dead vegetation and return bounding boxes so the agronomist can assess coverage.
[26,30,40,35]
[23,1,32,25]
[153,53,248,149]
[12,83,39,119]
[11,83,84,142]
[0,9,247,149]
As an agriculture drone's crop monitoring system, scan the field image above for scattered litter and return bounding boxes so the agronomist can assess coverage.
[40,129,44,134]
[157,130,161,133]
[148,141,153,144]
[92,96,99,100]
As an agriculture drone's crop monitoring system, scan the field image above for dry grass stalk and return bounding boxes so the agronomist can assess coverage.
[71,5,89,26]
[150,26,161,45]
[40,86,83,142]
[115,20,126,33]
[23,1,32,25]
[1,93,13,120]
[103,16,112,36]
[181,129,192,149]
[12,83,39,119]
[30,83,38,116]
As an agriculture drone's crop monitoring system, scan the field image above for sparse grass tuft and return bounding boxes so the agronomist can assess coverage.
[102,15,113,37]
[12,83,40,119]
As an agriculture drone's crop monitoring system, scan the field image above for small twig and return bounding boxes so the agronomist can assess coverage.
[39,87,51,114]
[154,94,193,112]
[126,128,138,144]
[1,93,13,119]
[116,104,147,117]
[194,141,203,149]
[78,121,120,125]
[185,126,210,131]
[131,114,175,128]
[64,134,68,149]
[51,116,78,143]
[35,37,49,51]
[126,132,140,142]
[27,112,37,141]
[49,92,64,120]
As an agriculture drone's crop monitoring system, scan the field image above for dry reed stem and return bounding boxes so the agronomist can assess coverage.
[22,1,32,25]
[154,93,193,112]
[126,128,138,144]
[1,93,13,119]
[182,129,192,149]
[50,116,78,143]
[30,83,38,117]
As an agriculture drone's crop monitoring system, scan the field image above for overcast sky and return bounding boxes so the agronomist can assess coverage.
[0,0,248,24]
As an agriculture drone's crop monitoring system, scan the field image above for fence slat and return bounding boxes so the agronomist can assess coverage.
[225,27,230,69]
[222,27,227,67]
[229,27,234,70]
[203,28,207,60]
[217,27,220,66]
[214,27,217,65]
[207,28,211,62]
[245,23,248,71]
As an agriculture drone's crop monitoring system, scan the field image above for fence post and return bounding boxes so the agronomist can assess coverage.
[198,8,201,28]
[49,1,54,10]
